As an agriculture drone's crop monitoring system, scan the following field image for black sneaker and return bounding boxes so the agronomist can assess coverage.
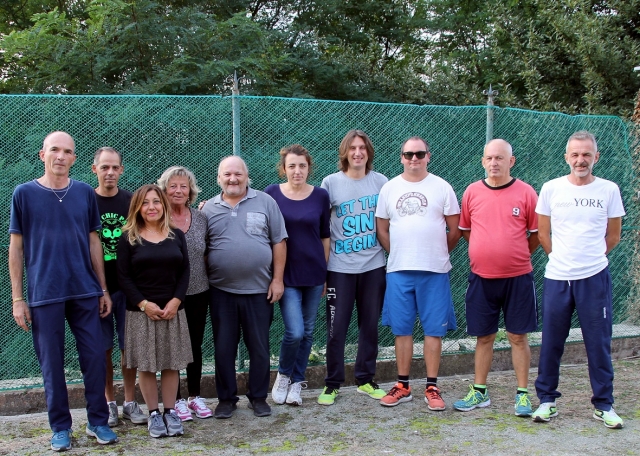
[214,400,237,419]
[248,398,272,417]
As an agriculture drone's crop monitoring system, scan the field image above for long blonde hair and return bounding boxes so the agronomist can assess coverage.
[123,184,174,245]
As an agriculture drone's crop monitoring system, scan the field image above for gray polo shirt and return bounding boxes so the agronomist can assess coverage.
[202,188,288,294]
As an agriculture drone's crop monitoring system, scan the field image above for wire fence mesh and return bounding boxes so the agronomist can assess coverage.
[1,95,638,391]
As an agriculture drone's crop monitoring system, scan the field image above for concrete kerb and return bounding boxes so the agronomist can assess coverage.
[1,337,638,416]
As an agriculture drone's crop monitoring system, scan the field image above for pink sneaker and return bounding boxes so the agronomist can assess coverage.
[188,396,213,419]
[174,399,193,421]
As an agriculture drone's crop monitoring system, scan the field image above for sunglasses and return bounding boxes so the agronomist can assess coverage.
[402,151,427,160]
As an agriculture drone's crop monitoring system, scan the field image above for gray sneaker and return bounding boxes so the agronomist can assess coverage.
[163,410,184,437]
[123,401,147,425]
[147,412,167,438]
[107,402,118,427]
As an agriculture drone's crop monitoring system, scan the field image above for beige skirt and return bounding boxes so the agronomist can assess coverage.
[124,309,193,372]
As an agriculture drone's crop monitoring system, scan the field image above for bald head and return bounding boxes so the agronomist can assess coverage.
[484,138,512,157]
[217,155,248,176]
[43,131,75,153]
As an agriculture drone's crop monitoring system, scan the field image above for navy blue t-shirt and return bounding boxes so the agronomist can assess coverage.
[264,184,330,287]
[9,179,103,307]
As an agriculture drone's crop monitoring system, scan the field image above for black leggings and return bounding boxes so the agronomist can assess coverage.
[177,289,210,399]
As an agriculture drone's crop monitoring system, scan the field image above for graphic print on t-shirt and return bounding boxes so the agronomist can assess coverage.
[396,192,428,217]
[100,212,127,261]
[335,193,379,254]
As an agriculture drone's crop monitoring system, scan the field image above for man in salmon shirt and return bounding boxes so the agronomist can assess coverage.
[454,138,539,417]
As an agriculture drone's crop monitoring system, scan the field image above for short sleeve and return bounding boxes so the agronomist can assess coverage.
[443,182,460,216]
[536,183,551,216]
[375,183,390,219]
[267,196,288,244]
[459,187,471,230]
[607,184,626,218]
[9,187,23,234]
[525,184,539,232]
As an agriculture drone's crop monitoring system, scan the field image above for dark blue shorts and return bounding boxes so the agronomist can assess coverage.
[101,290,127,351]
[465,271,537,336]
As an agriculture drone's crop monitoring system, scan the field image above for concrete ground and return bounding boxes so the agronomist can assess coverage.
[1,356,639,455]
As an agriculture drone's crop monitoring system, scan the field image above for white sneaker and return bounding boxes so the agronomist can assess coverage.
[174,399,193,422]
[271,372,290,404]
[286,381,307,406]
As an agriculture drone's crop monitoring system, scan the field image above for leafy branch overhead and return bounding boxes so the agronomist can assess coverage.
[1,0,639,116]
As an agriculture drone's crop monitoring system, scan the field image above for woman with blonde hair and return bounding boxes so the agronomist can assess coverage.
[157,166,213,420]
[117,184,192,438]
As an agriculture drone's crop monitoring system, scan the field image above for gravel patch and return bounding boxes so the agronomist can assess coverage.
[1,357,638,455]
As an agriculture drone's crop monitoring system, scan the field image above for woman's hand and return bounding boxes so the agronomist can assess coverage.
[160,298,181,320]
[143,301,164,321]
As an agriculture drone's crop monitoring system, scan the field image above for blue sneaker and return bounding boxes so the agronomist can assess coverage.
[514,391,533,417]
[85,423,118,445]
[50,429,72,452]
[453,385,490,412]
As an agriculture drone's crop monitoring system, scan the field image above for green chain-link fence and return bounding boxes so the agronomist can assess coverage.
[1,95,638,391]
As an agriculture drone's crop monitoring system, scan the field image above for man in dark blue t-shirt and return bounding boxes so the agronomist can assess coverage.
[9,131,118,451]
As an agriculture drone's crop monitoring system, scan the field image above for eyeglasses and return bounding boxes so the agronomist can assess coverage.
[402,151,427,160]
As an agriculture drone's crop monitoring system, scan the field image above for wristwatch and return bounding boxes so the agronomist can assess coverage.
[139,300,148,312]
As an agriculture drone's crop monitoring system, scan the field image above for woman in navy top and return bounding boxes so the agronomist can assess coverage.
[265,144,330,406]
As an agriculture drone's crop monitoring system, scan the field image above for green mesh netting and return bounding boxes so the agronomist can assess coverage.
[0,95,637,390]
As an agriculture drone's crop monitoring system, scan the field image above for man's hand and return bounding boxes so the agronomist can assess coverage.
[13,300,31,332]
[99,293,113,318]
[267,279,284,304]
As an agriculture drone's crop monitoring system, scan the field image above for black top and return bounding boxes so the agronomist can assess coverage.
[95,188,133,292]
[117,229,190,311]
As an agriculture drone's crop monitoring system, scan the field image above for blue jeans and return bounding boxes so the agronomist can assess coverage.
[278,285,324,383]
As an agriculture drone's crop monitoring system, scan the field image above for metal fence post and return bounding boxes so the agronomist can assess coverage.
[232,71,241,157]
[483,85,498,144]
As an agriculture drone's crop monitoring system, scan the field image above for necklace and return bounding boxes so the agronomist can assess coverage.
[171,213,190,224]
[144,227,161,234]
[36,179,73,202]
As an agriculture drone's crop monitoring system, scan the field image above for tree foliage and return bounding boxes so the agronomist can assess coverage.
[1,0,639,116]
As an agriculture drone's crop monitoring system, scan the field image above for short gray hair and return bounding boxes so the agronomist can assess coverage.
[94,147,122,165]
[566,130,597,153]
[157,165,201,206]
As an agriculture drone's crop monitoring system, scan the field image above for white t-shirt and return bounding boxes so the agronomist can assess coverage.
[536,176,625,280]
[376,173,460,273]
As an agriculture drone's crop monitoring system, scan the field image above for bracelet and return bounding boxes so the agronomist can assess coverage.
[12,297,25,303]
[102,289,109,293]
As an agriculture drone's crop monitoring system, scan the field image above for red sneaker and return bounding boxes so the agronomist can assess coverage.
[425,385,446,411]
[380,383,413,407]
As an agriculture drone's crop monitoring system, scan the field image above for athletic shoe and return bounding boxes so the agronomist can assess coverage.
[85,423,118,445]
[123,401,147,425]
[425,385,446,411]
[174,399,193,422]
[593,408,624,429]
[357,381,386,400]
[514,392,533,417]
[107,402,118,427]
[271,372,291,405]
[248,398,272,417]
[50,429,72,452]
[380,383,413,407]
[188,396,213,419]
[286,381,306,406]
[532,402,558,422]
[454,385,491,412]
[317,386,339,406]
[164,410,185,436]
[148,411,168,438]
[214,400,237,419]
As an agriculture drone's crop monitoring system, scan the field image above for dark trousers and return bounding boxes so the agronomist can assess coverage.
[178,289,210,398]
[31,297,108,432]
[210,287,273,402]
[535,267,614,410]
[324,267,386,388]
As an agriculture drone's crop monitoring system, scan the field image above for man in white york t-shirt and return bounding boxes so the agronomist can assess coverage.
[376,136,461,411]
[532,131,626,429]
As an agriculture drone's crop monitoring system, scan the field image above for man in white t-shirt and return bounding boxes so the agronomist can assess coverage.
[376,136,461,411]
[532,131,626,429]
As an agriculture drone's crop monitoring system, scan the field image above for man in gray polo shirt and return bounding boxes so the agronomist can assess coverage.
[202,156,287,419]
